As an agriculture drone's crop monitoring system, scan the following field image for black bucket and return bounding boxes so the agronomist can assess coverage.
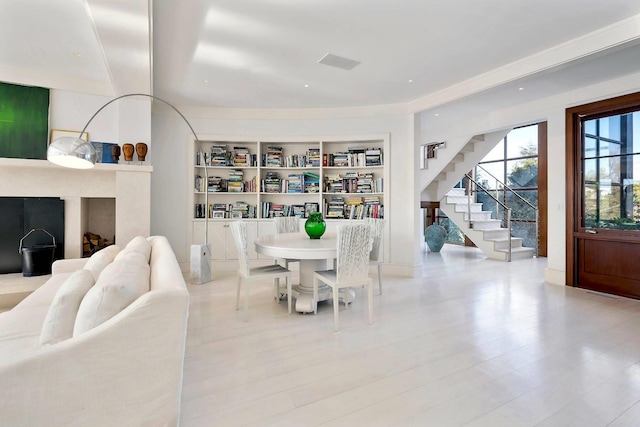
[19,229,57,277]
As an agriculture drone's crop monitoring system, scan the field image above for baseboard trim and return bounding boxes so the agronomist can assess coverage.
[544,268,566,286]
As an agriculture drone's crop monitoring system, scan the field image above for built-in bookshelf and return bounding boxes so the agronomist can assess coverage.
[191,135,388,222]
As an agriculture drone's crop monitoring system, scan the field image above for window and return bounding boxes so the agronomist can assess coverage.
[475,124,540,248]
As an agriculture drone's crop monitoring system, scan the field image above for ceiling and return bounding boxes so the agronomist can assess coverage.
[2,0,640,112]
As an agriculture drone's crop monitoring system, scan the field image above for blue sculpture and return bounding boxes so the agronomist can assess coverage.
[425,223,447,252]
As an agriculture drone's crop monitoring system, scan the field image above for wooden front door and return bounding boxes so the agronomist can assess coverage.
[567,92,640,299]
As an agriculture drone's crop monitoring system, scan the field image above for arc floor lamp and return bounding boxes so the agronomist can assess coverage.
[47,93,212,284]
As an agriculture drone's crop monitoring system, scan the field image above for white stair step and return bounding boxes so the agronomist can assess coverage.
[487,237,523,250]
[447,188,466,196]
[495,246,535,260]
[446,196,471,204]
[454,203,484,213]
[482,228,510,240]
[464,211,492,221]
[471,219,503,230]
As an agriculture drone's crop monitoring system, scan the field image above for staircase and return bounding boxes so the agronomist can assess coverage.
[440,188,535,261]
[419,128,536,261]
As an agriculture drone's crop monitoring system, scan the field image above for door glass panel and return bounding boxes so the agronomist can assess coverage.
[598,140,620,158]
[584,158,597,181]
[584,137,597,156]
[598,183,621,221]
[599,115,621,140]
[582,112,639,231]
[583,183,598,228]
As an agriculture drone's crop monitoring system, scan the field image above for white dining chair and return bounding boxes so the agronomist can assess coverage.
[230,221,293,321]
[273,216,301,295]
[313,223,373,331]
[273,216,300,269]
[364,217,385,294]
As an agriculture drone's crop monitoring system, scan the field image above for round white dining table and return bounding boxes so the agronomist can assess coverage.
[254,232,354,313]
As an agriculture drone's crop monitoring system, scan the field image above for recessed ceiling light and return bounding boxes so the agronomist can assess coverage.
[74,52,83,58]
[518,87,524,91]
[304,84,309,88]
[434,113,439,117]
[408,79,413,83]
[202,79,209,83]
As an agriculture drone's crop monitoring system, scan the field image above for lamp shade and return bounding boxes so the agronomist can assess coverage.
[47,136,97,169]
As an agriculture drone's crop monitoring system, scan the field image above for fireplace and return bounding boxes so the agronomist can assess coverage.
[0,157,152,260]
[0,197,64,274]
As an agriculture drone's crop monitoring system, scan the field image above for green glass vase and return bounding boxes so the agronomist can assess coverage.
[305,212,326,239]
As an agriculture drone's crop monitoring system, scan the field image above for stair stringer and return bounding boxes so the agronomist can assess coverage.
[418,135,473,188]
[435,128,512,200]
[439,201,508,261]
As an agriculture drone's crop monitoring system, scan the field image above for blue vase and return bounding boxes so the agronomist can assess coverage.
[425,224,447,252]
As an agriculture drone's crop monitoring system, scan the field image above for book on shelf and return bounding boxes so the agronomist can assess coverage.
[292,205,305,217]
[303,171,320,193]
[306,148,321,167]
[210,145,229,166]
[325,147,382,167]
[365,147,383,166]
[268,204,286,217]
[303,202,319,218]
[230,201,255,219]
[231,147,257,167]
[194,204,205,218]
[282,153,307,167]
[208,176,226,192]
[287,173,303,193]
[262,171,281,193]
[194,175,204,192]
[195,151,206,166]
[265,146,283,167]
[326,196,345,219]
[227,169,244,193]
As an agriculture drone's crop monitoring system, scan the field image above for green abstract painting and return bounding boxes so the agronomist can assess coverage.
[0,82,50,159]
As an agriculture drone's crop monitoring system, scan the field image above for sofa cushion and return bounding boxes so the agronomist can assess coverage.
[84,244,121,280]
[114,236,151,263]
[39,269,96,346]
[13,272,73,309]
[73,252,150,335]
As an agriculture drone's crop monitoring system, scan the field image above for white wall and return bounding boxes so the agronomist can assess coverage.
[150,112,422,276]
[50,90,151,150]
[418,71,640,286]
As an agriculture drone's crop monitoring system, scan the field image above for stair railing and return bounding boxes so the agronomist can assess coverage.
[475,164,538,257]
[464,173,513,262]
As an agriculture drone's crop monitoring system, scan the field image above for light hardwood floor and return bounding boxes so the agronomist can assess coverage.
[182,244,640,426]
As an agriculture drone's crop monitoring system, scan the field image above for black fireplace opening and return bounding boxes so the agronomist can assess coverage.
[0,197,65,274]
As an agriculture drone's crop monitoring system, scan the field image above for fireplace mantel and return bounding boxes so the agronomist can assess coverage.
[0,158,152,258]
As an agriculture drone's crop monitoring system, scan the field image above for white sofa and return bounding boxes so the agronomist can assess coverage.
[0,236,190,427]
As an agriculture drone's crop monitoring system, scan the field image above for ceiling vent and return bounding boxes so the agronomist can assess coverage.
[318,53,360,71]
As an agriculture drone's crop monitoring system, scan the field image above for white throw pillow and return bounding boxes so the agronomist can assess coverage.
[40,269,96,345]
[73,252,150,336]
[114,236,151,263]
[84,244,121,280]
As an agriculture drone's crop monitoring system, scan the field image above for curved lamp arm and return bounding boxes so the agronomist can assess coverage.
[47,93,210,244]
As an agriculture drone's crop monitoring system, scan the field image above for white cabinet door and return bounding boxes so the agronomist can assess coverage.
[192,221,257,260]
